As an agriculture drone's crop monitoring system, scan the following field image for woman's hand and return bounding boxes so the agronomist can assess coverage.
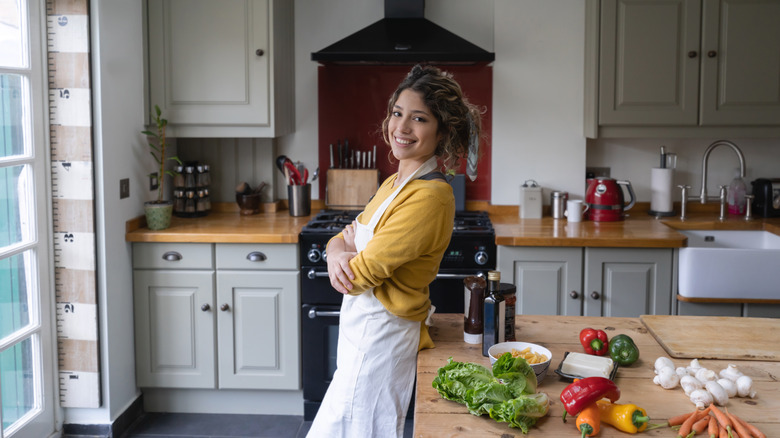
[342,220,357,252]
[326,237,356,294]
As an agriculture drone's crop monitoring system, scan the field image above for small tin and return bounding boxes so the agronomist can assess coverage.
[551,191,569,219]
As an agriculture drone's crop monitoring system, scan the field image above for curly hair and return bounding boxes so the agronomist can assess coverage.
[381,64,483,173]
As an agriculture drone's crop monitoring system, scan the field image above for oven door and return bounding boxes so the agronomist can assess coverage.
[301,304,340,420]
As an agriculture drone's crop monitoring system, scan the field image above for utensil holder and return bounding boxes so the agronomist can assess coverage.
[288,184,311,217]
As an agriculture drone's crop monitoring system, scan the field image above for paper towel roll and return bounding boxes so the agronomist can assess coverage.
[650,167,675,216]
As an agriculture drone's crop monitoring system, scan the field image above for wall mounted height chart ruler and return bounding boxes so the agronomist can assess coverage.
[46,0,101,408]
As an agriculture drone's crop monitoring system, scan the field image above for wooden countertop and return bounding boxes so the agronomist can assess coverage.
[125,201,780,246]
[414,314,780,437]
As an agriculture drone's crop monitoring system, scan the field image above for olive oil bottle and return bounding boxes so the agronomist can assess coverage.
[482,270,505,356]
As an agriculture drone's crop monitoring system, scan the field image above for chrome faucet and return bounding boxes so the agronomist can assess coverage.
[695,140,746,204]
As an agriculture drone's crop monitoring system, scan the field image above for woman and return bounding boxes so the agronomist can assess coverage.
[307,64,482,438]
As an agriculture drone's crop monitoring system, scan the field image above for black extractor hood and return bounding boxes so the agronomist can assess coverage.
[311,0,495,64]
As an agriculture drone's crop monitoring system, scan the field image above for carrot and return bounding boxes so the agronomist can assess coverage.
[709,405,732,435]
[719,424,729,438]
[669,410,697,426]
[728,410,767,438]
[679,409,711,437]
[707,415,718,438]
[691,416,710,436]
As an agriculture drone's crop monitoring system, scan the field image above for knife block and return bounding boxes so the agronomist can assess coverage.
[326,169,380,209]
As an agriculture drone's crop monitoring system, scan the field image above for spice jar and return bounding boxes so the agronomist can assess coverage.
[184,166,196,188]
[173,166,185,188]
[500,283,517,341]
[463,276,486,344]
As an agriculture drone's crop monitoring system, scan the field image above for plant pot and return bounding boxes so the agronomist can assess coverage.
[144,201,173,230]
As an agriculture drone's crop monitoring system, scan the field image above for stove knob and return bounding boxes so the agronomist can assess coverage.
[307,248,322,263]
[474,251,488,266]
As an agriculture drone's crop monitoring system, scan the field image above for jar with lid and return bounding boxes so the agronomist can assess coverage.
[184,189,196,213]
[200,164,211,187]
[196,190,208,213]
[173,189,185,214]
[500,283,517,341]
[202,188,211,212]
[184,166,196,188]
[173,166,185,189]
[551,191,568,219]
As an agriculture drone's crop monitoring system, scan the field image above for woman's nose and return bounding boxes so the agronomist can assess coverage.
[397,117,411,132]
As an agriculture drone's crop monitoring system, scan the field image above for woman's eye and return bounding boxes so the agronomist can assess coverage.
[413,116,426,123]
[392,111,402,117]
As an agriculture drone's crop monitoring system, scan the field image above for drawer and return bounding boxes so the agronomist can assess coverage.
[216,243,297,270]
[133,243,214,270]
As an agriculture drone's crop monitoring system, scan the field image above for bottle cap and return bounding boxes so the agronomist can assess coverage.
[487,270,500,282]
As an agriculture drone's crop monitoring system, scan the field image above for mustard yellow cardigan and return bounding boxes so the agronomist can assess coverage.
[327,173,454,350]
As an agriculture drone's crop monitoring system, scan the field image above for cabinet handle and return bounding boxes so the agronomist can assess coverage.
[162,251,182,262]
[590,291,601,300]
[569,290,579,299]
[246,251,267,262]
[707,50,717,58]
[255,49,265,57]
[220,303,230,311]
[201,304,210,312]
[687,50,697,58]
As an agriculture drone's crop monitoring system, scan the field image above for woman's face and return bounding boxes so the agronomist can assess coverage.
[388,89,440,165]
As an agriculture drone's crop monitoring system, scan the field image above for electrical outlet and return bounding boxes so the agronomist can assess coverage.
[149,172,159,191]
[586,167,611,179]
[120,178,130,199]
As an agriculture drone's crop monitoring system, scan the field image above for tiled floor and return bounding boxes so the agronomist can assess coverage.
[119,413,414,438]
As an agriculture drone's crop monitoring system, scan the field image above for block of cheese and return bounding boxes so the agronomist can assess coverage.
[559,352,615,379]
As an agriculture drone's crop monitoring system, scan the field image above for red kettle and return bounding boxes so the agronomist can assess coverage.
[585,177,636,222]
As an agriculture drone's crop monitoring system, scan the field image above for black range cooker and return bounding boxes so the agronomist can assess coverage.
[299,209,496,420]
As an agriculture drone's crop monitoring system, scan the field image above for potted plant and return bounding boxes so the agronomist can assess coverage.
[142,105,181,230]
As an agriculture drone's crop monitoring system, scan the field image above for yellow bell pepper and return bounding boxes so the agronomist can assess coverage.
[595,400,649,433]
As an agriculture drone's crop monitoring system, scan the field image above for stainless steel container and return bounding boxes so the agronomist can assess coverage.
[551,191,568,219]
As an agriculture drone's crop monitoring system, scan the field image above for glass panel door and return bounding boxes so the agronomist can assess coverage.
[0,0,56,436]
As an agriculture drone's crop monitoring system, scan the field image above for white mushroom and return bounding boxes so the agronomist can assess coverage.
[694,367,718,383]
[680,375,704,396]
[686,358,703,374]
[719,364,744,382]
[654,357,675,373]
[675,366,690,378]
[736,375,756,398]
[717,378,737,398]
[705,381,729,406]
[690,388,713,409]
[653,367,680,389]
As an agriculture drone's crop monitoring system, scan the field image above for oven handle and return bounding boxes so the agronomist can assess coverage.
[308,269,486,280]
[308,307,340,319]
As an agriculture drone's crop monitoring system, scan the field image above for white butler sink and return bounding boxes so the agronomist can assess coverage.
[678,230,780,300]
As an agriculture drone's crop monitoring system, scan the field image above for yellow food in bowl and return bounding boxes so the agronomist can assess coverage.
[511,347,549,364]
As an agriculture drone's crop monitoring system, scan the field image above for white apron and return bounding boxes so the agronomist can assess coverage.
[307,157,439,438]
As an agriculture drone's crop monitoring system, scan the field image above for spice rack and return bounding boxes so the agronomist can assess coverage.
[173,162,212,218]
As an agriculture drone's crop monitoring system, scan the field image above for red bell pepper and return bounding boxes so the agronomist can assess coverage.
[580,327,609,356]
[560,376,620,417]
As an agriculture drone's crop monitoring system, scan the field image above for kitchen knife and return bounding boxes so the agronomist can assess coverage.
[338,141,343,168]
[329,144,334,168]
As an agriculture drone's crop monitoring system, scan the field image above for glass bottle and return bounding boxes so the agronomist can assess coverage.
[482,270,505,357]
[463,276,486,344]
[501,283,517,342]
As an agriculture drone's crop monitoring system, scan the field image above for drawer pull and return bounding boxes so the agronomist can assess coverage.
[201,304,211,312]
[569,290,579,299]
[162,251,183,262]
[220,303,230,311]
[590,291,601,300]
[246,251,267,262]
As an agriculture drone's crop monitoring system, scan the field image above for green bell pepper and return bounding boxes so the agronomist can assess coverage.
[608,334,639,366]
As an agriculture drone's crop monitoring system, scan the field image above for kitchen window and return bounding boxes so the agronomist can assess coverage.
[0,0,57,437]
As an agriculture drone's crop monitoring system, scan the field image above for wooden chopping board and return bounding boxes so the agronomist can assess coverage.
[641,315,780,361]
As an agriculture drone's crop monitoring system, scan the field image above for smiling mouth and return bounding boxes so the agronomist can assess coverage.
[395,137,415,145]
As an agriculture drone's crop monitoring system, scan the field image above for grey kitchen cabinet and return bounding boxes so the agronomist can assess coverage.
[586,0,780,137]
[498,246,673,317]
[133,243,216,388]
[677,301,780,317]
[146,0,294,137]
[215,243,300,390]
[133,242,300,391]
[497,247,583,316]
[583,248,673,317]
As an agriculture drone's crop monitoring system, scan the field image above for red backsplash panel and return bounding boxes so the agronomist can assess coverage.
[317,64,492,202]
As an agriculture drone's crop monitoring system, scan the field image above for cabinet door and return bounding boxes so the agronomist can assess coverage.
[584,248,673,317]
[216,270,299,389]
[498,247,583,316]
[134,270,216,388]
[699,0,780,125]
[148,0,270,127]
[599,0,701,125]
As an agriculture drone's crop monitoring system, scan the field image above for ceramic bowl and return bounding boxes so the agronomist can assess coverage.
[488,341,552,384]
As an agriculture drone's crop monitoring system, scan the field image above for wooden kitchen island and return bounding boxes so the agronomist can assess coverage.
[414,314,780,437]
